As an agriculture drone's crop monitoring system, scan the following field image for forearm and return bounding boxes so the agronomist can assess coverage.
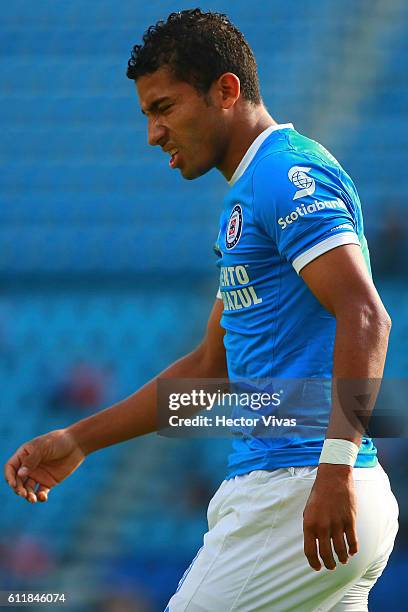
[300,246,392,570]
[305,305,392,571]
[68,345,223,456]
[326,304,391,444]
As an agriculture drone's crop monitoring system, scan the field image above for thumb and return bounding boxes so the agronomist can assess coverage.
[17,444,42,477]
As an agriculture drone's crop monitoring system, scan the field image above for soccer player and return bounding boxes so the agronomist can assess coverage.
[5,9,398,611]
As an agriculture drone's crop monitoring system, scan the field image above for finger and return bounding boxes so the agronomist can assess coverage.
[5,463,17,489]
[304,531,321,571]
[332,531,349,565]
[25,478,38,503]
[317,533,336,570]
[5,452,23,489]
[15,473,28,499]
[5,442,40,489]
[6,450,30,496]
[17,444,41,479]
[345,524,359,556]
[37,486,50,503]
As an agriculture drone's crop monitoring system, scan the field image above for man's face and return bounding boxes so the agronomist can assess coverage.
[137,67,228,179]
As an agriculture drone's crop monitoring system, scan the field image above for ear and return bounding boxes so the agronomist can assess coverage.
[213,72,241,109]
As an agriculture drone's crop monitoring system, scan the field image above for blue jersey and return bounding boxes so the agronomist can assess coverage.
[214,124,377,477]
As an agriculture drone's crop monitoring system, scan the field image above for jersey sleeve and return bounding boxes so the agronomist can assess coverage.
[252,152,361,274]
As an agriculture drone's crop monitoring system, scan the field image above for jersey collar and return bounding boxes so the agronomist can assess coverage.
[228,123,294,187]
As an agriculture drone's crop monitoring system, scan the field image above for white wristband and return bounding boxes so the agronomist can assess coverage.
[319,439,359,466]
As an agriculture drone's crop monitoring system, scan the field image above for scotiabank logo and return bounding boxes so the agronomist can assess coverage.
[288,166,316,200]
[277,198,347,230]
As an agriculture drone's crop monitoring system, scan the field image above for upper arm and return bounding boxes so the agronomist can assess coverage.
[252,152,360,275]
[300,243,389,320]
[252,152,389,320]
[199,298,227,377]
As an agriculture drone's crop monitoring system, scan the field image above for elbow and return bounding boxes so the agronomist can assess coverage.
[335,296,391,331]
[382,309,392,333]
[367,303,391,335]
[348,301,392,338]
[193,342,228,378]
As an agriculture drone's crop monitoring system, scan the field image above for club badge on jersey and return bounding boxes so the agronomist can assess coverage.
[225,204,243,249]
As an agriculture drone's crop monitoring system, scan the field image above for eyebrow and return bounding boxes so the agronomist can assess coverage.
[141,96,172,115]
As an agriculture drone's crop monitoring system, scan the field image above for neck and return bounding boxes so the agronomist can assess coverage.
[217,105,277,181]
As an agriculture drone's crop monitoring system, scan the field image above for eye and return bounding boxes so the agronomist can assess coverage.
[158,104,173,115]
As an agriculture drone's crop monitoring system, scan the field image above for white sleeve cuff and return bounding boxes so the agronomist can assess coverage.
[292,232,361,274]
[216,289,222,300]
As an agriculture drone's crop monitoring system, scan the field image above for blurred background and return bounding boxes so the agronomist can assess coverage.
[1,1,407,610]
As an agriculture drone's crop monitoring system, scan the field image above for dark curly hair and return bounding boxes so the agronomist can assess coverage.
[127,8,261,104]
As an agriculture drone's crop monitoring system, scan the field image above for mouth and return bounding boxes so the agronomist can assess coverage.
[168,147,179,169]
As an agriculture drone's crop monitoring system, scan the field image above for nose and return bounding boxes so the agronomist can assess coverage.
[147,116,167,147]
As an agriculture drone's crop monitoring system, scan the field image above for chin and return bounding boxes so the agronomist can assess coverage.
[180,162,213,180]
[182,171,200,181]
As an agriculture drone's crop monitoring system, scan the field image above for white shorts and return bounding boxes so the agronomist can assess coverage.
[166,464,398,611]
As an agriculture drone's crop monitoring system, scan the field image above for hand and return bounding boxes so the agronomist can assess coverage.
[4,429,86,503]
[303,464,358,571]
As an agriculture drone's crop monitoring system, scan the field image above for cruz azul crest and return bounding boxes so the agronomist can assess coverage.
[225,204,243,249]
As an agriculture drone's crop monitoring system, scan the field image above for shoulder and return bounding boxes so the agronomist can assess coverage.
[253,133,341,188]
[251,135,353,217]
